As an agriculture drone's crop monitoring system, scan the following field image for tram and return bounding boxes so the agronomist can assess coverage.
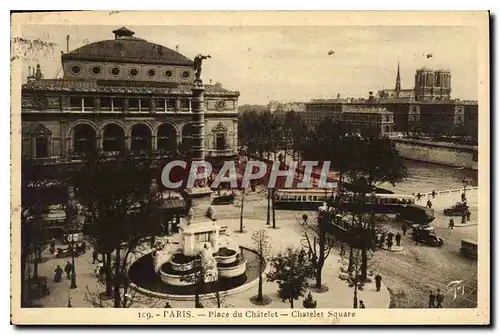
[274,188,416,213]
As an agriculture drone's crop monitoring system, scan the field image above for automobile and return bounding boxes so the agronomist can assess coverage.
[460,239,477,259]
[411,225,444,247]
[395,204,435,225]
[444,202,469,216]
[212,194,235,205]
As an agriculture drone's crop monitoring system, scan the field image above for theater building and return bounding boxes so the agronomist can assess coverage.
[21,27,240,166]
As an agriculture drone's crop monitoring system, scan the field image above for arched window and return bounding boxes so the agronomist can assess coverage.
[130,124,152,153]
[73,124,96,155]
[157,123,177,153]
[102,124,125,152]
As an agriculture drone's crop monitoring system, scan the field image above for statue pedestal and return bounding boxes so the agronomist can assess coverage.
[183,187,213,212]
[179,220,220,257]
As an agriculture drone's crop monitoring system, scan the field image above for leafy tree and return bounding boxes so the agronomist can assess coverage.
[251,230,272,304]
[303,202,339,291]
[20,159,62,306]
[267,247,315,308]
[71,154,163,307]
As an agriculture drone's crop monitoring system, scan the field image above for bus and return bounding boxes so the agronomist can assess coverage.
[395,204,435,225]
[274,188,416,213]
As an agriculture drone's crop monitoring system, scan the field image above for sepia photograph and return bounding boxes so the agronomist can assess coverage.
[10,11,490,325]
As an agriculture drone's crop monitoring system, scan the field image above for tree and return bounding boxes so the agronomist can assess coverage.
[267,247,315,308]
[20,159,61,306]
[251,230,272,304]
[72,154,163,307]
[235,188,247,233]
[303,204,338,292]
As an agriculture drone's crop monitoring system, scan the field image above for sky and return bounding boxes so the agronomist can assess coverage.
[17,25,478,105]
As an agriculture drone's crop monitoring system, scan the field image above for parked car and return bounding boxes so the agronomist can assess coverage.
[212,194,235,205]
[460,239,477,259]
[411,225,444,247]
[444,202,469,216]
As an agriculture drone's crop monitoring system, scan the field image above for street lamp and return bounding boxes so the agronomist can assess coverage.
[462,177,469,198]
[70,232,77,289]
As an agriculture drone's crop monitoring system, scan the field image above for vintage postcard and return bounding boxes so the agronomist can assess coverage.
[11,11,490,325]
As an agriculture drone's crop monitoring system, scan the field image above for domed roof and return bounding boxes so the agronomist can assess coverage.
[61,27,193,66]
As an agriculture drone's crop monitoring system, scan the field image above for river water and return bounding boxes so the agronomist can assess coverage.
[381,159,478,195]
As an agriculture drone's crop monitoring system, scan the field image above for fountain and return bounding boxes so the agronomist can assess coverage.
[128,206,252,297]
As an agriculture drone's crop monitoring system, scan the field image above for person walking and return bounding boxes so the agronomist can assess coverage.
[359,300,366,308]
[432,190,436,199]
[64,261,73,279]
[375,274,382,292]
[428,290,436,308]
[402,225,407,236]
[54,265,63,283]
[436,289,444,308]
[340,243,346,256]
[466,210,471,221]
[417,192,422,201]
[395,232,402,247]
[426,199,432,208]
[449,218,455,230]
[379,233,386,249]
[92,249,99,264]
[387,239,393,251]
[302,213,308,225]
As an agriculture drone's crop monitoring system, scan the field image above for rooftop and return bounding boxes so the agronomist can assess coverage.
[22,79,240,97]
[61,26,193,66]
[343,107,392,114]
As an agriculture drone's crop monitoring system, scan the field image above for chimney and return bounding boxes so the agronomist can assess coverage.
[27,65,35,82]
[175,44,179,52]
[66,34,70,52]
[209,79,213,85]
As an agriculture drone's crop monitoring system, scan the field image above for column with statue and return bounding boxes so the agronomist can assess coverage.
[184,54,213,212]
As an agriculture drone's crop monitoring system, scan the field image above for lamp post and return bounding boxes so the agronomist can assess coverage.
[70,232,77,289]
[462,177,469,199]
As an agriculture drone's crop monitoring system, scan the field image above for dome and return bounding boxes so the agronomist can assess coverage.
[62,27,193,66]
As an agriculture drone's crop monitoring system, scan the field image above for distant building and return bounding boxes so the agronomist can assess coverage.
[304,63,477,137]
[268,101,306,119]
[341,107,394,136]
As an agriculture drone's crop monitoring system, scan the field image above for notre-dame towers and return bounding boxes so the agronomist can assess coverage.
[414,68,451,101]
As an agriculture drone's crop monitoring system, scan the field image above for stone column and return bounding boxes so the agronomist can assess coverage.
[60,121,67,159]
[191,85,206,162]
[175,98,181,113]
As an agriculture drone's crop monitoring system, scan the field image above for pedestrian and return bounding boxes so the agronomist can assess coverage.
[359,300,366,308]
[49,238,56,254]
[387,239,393,250]
[150,235,155,249]
[428,290,436,308]
[461,212,466,224]
[426,199,432,208]
[417,192,422,201]
[436,289,444,308]
[466,210,471,221]
[395,232,401,246]
[375,274,382,292]
[449,218,454,229]
[402,225,407,236]
[64,261,73,279]
[54,265,63,282]
[92,249,99,264]
[432,190,436,199]
[302,213,308,225]
[340,243,346,256]
[379,233,386,249]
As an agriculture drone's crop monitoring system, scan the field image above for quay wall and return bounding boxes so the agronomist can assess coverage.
[392,138,478,170]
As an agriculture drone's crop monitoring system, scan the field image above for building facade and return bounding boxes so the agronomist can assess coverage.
[341,107,394,136]
[305,64,478,137]
[21,27,240,166]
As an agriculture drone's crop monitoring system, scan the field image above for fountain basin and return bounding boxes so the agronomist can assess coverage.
[214,247,238,264]
[170,253,197,272]
[160,270,198,286]
[218,259,247,278]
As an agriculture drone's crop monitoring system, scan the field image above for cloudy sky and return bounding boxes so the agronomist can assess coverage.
[18,25,478,105]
